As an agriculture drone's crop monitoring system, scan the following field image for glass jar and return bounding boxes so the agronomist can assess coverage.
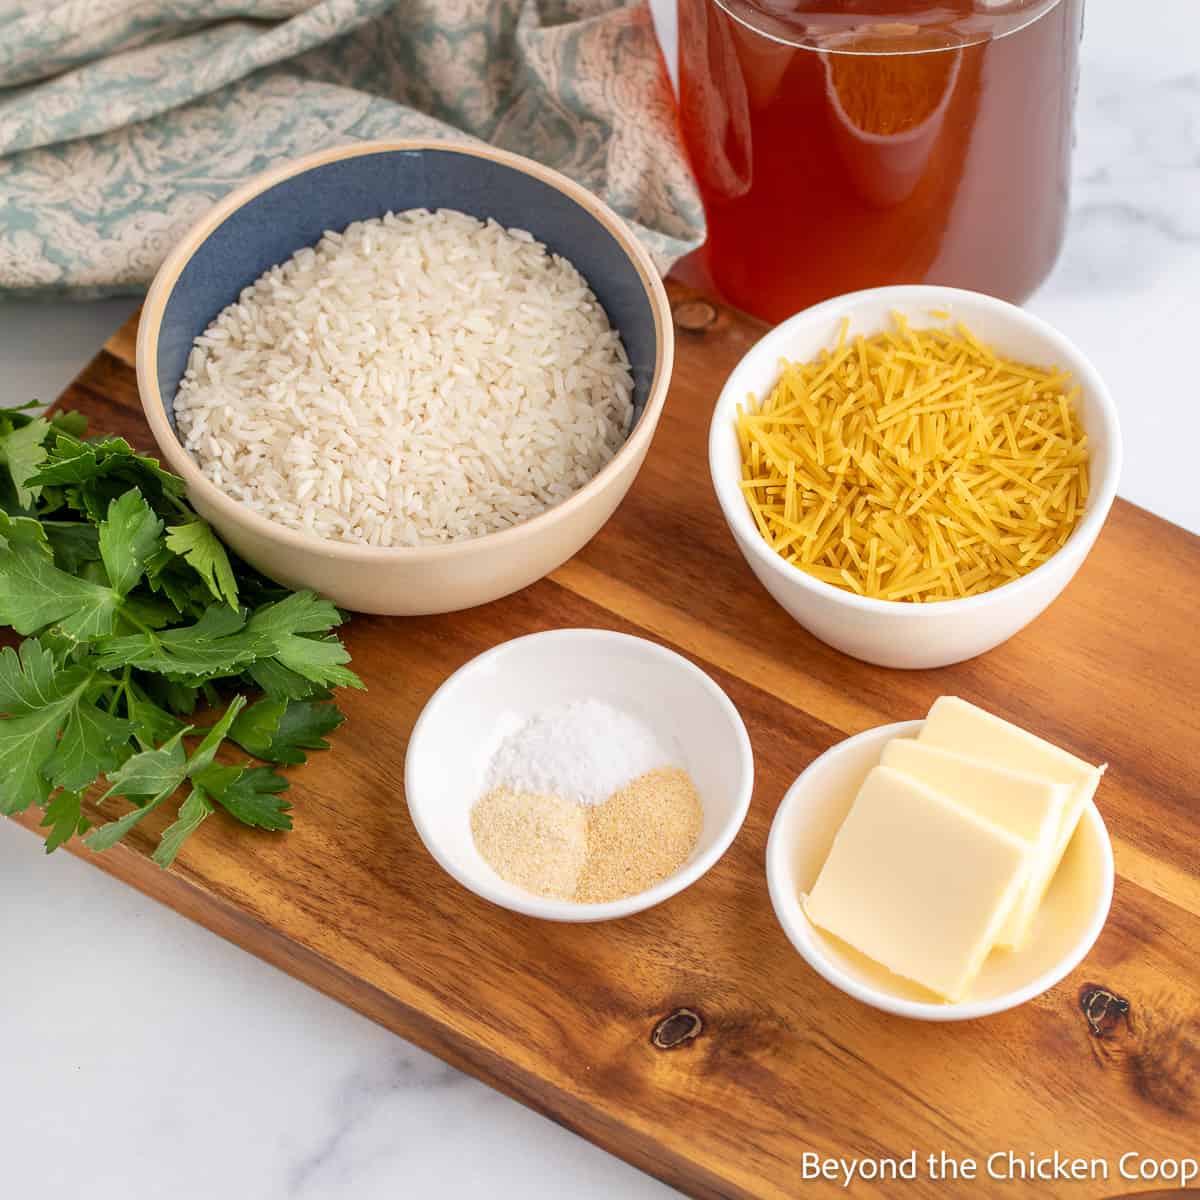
[677,0,1084,323]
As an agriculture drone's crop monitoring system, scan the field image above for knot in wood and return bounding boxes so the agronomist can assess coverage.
[1079,983,1130,1037]
[672,299,718,333]
[651,1008,703,1050]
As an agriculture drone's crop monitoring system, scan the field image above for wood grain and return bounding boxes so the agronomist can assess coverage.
[11,285,1200,1199]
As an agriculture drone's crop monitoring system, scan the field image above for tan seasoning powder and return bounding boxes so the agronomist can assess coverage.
[472,768,703,904]
[575,767,704,903]
[470,788,587,900]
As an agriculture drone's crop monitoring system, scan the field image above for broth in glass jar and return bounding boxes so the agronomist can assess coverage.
[677,0,1084,322]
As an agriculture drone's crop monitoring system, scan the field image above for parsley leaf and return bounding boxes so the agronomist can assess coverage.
[0,639,62,713]
[92,594,362,689]
[229,697,344,765]
[91,604,252,677]
[194,763,292,831]
[0,666,92,815]
[268,634,361,691]
[42,521,101,574]
[0,512,121,639]
[165,520,238,609]
[0,417,50,507]
[244,657,331,701]
[41,790,87,854]
[50,411,89,439]
[46,697,132,792]
[97,727,191,802]
[98,489,164,596]
[30,433,186,521]
[152,787,214,868]
[84,729,191,851]
[243,593,362,690]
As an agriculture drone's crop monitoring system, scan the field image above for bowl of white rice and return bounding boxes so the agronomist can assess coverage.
[136,140,673,614]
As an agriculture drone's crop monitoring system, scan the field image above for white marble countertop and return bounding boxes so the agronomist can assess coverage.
[3,3,1198,1197]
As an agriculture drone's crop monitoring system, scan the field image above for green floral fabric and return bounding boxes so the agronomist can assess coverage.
[0,0,704,294]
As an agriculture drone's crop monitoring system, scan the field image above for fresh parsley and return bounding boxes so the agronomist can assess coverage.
[0,405,362,865]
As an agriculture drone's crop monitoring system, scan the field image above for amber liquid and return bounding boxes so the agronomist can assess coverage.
[677,0,1083,322]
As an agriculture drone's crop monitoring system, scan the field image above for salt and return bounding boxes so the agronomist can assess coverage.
[486,699,677,807]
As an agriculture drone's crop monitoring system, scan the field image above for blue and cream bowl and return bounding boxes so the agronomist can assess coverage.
[136,140,673,615]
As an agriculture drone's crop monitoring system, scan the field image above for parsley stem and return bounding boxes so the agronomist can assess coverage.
[106,665,131,714]
[120,608,157,637]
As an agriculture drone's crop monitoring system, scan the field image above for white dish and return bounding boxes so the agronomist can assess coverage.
[708,285,1123,668]
[405,629,754,922]
[765,720,1114,1021]
[137,140,674,616]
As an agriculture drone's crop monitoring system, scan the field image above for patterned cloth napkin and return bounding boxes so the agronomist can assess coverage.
[0,0,703,295]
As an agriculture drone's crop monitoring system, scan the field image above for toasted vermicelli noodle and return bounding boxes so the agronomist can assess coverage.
[736,314,1089,601]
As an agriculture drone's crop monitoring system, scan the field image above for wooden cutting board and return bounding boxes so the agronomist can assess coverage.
[12,283,1200,1199]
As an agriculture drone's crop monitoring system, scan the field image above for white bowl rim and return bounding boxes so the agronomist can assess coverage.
[136,138,674,563]
[765,719,1116,1021]
[709,284,1124,618]
[404,627,755,923]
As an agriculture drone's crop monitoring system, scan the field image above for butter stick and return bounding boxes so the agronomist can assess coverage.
[919,696,1105,909]
[880,738,1069,951]
[804,765,1030,1002]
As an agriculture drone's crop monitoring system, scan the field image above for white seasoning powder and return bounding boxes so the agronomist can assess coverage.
[487,699,677,807]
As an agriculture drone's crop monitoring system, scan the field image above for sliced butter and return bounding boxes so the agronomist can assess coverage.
[880,738,1069,950]
[804,765,1030,1002]
[919,696,1105,906]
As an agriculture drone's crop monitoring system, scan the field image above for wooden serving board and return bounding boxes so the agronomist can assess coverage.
[12,284,1200,1199]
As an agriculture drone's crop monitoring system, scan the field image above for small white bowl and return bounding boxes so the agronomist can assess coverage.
[709,286,1123,668]
[766,720,1114,1021]
[405,629,753,922]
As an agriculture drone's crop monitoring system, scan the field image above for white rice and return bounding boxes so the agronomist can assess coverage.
[173,208,635,547]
